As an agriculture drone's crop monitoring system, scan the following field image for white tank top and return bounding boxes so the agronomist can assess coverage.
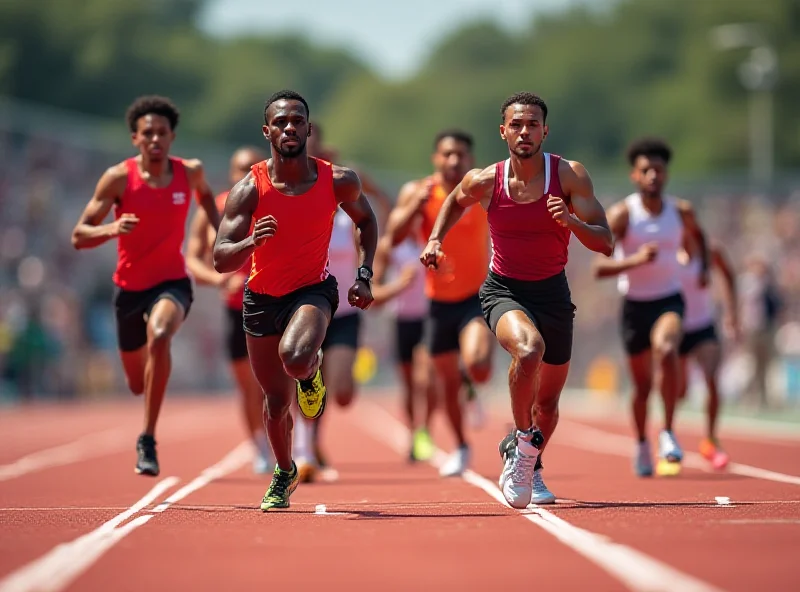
[678,255,715,331]
[617,193,682,301]
[390,239,428,320]
[328,209,359,318]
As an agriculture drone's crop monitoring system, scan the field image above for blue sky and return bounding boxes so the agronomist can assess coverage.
[198,0,589,79]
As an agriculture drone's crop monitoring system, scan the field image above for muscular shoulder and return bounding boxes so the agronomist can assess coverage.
[99,161,130,196]
[462,165,496,197]
[181,158,206,183]
[225,171,258,211]
[557,158,593,192]
[605,200,629,236]
[331,164,362,203]
[672,197,695,215]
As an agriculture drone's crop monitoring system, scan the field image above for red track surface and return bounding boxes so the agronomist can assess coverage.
[1,392,798,591]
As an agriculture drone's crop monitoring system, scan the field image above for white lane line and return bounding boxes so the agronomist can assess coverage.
[0,430,128,482]
[0,477,179,592]
[714,497,732,506]
[357,403,722,592]
[313,504,348,516]
[560,420,800,486]
[150,441,252,513]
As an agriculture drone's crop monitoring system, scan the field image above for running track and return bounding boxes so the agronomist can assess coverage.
[1,391,798,592]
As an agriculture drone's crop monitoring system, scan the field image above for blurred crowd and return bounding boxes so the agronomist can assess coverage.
[1,127,798,408]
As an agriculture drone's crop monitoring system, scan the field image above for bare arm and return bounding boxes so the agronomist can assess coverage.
[677,199,709,286]
[185,159,220,231]
[384,179,431,247]
[592,202,656,278]
[558,160,613,256]
[334,166,378,271]
[710,241,738,329]
[212,173,261,273]
[186,207,226,286]
[427,166,494,243]
[71,164,131,250]
[370,235,416,306]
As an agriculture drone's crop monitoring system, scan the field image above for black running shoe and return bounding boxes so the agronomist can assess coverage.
[135,433,159,476]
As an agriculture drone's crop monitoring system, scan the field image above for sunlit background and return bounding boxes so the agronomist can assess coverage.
[1,0,798,415]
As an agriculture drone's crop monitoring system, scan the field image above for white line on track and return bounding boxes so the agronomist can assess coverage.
[559,420,800,486]
[0,440,253,592]
[357,402,723,592]
[0,477,179,592]
[0,430,129,482]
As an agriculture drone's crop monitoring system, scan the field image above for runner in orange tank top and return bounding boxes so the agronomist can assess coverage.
[71,95,221,478]
[212,90,378,511]
[186,146,275,476]
[380,129,495,478]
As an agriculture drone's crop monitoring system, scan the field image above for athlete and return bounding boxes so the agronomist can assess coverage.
[185,146,275,474]
[384,129,493,477]
[291,123,394,482]
[421,92,613,508]
[212,90,378,511]
[592,137,708,478]
[373,229,436,462]
[71,95,221,476]
[675,233,738,469]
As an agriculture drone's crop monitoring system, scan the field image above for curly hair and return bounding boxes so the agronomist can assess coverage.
[500,92,548,122]
[125,95,179,133]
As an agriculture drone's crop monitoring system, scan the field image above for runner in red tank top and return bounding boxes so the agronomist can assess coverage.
[71,96,221,478]
[186,146,275,475]
[212,90,378,511]
[421,92,613,508]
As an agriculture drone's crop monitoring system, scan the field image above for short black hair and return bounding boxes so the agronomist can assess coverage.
[626,137,672,166]
[434,129,474,151]
[500,92,548,123]
[126,95,180,133]
[264,90,309,125]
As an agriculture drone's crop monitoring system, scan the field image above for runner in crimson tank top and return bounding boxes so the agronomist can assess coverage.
[186,146,275,475]
[71,95,221,478]
[421,92,613,508]
[381,129,494,478]
[212,90,378,511]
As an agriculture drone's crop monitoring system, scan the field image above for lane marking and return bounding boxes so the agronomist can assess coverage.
[0,440,252,592]
[0,477,179,592]
[313,503,347,516]
[358,403,722,592]
[714,497,731,506]
[150,441,252,513]
[559,420,800,486]
[717,519,800,525]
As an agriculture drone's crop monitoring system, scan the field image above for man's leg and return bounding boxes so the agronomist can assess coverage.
[627,350,654,476]
[693,337,729,469]
[119,349,146,396]
[459,315,493,429]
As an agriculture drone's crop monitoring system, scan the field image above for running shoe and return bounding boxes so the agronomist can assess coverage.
[135,433,159,477]
[296,350,327,420]
[260,462,299,511]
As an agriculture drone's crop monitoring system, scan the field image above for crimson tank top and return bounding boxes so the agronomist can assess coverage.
[487,153,572,281]
[113,157,191,290]
[247,158,338,297]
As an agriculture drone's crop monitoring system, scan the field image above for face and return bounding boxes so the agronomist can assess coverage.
[630,155,667,197]
[132,114,174,162]
[500,104,547,160]
[263,99,310,158]
[229,149,264,186]
[432,137,474,184]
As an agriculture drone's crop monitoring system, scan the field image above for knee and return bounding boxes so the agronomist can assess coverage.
[465,359,492,384]
[279,343,318,380]
[147,324,175,354]
[264,393,291,421]
[515,339,545,373]
[126,376,145,396]
[654,339,679,363]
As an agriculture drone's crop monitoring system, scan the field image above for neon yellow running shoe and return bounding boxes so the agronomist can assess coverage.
[260,462,299,511]
[412,428,435,462]
[296,350,327,420]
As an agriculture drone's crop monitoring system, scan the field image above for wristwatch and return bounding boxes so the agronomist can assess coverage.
[356,265,373,284]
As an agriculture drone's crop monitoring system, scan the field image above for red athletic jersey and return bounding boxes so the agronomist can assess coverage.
[247,158,338,297]
[215,191,247,310]
[113,157,191,290]
[487,153,572,281]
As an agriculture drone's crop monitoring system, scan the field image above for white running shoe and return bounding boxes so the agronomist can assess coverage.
[634,440,653,477]
[658,430,683,463]
[531,469,556,505]
[498,429,541,509]
[439,445,470,477]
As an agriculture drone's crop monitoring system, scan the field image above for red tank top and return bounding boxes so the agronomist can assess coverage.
[215,191,247,310]
[487,153,572,281]
[113,157,191,290]
[247,158,338,297]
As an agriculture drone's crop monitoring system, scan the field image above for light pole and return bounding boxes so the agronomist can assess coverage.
[711,24,779,191]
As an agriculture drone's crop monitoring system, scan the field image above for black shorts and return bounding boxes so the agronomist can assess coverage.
[395,318,424,363]
[322,312,361,351]
[621,292,685,355]
[425,293,483,355]
[480,270,575,366]
[680,323,718,356]
[225,307,248,361]
[113,277,193,352]
[242,275,339,338]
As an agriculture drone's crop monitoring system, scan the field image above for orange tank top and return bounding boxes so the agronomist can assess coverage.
[419,180,490,302]
[247,158,338,297]
[113,157,191,290]
[215,191,248,310]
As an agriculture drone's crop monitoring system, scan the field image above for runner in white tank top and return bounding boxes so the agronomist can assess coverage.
[593,137,708,478]
[676,234,739,470]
